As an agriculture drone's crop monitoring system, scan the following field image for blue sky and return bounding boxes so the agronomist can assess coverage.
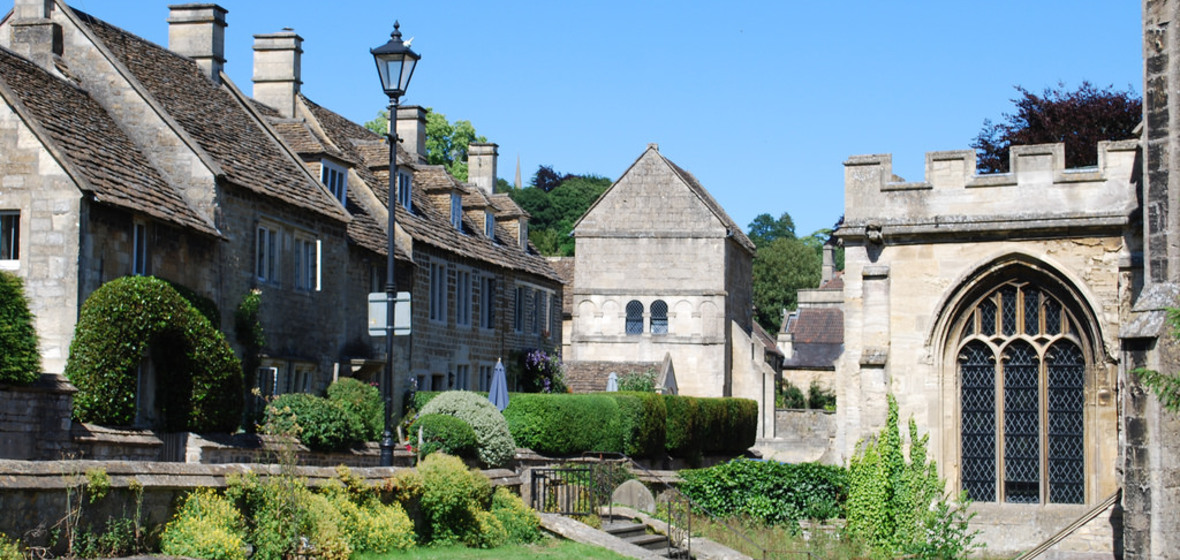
[69,1,1142,237]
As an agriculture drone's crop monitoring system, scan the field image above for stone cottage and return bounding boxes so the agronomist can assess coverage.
[564,144,779,437]
[0,0,562,427]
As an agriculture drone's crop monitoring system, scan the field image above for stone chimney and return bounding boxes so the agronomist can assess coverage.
[821,241,835,285]
[252,29,302,118]
[167,4,227,84]
[9,0,62,68]
[396,106,427,164]
[468,143,498,195]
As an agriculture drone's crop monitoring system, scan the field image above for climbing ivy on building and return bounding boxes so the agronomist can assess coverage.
[845,395,981,559]
[0,271,41,384]
[1133,308,1180,411]
[65,276,243,432]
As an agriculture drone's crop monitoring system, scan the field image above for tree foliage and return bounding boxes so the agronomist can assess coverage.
[747,212,796,248]
[508,167,611,256]
[971,81,1141,174]
[752,236,820,333]
[0,271,41,384]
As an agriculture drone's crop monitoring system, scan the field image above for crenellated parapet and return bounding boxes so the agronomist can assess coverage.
[841,140,1139,242]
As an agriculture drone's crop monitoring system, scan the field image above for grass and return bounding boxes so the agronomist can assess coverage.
[354,535,633,560]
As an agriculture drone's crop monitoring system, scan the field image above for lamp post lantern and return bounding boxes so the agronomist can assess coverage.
[372,21,419,467]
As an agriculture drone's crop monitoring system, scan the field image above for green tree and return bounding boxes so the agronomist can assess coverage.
[0,271,41,384]
[747,212,796,248]
[363,110,388,136]
[971,81,1141,174]
[508,169,611,256]
[752,237,820,333]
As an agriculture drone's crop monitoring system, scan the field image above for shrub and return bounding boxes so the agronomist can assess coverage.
[382,468,424,508]
[162,278,221,327]
[0,533,19,560]
[617,369,657,392]
[505,393,619,455]
[409,413,478,460]
[161,488,247,560]
[491,487,541,544]
[846,395,981,559]
[0,271,40,384]
[607,391,666,458]
[664,395,701,458]
[808,381,836,410]
[65,276,242,432]
[417,453,493,545]
[326,377,383,441]
[518,348,566,393]
[419,391,516,467]
[264,393,359,451]
[680,459,848,526]
[324,495,414,554]
[778,380,806,409]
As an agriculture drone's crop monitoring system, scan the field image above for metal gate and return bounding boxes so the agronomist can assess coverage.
[530,466,597,516]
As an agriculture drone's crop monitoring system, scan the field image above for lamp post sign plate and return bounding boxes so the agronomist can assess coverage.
[368,292,411,336]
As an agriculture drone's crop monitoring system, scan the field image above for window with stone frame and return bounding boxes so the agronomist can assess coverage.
[0,211,17,266]
[532,288,543,334]
[320,159,348,204]
[484,209,495,239]
[514,285,526,332]
[626,300,644,335]
[480,276,496,329]
[456,269,472,327]
[132,221,148,276]
[650,300,668,334]
[256,224,279,284]
[450,192,463,231]
[294,236,320,292]
[956,279,1087,505]
[398,171,413,212]
[429,261,448,323]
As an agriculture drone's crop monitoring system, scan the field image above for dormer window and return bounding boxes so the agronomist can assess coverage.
[450,192,462,231]
[519,219,529,249]
[484,210,495,239]
[398,171,413,211]
[321,160,347,204]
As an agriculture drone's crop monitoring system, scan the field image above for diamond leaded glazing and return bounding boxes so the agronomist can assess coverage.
[957,278,1087,504]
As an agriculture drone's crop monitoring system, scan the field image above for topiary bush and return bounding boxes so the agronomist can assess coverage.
[409,413,478,460]
[326,377,382,441]
[162,278,221,328]
[65,276,242,432]
[0,271,40,384]
[680,459,848,526]
[264,393,360,452]
[418,391,516,467]
[160,488,247,560]
[417,453,494,546]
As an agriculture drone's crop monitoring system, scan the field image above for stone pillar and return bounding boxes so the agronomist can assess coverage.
[252,29,302,118]
[167,3,227,84]
[396,105,427,164]
[468,143,499,196]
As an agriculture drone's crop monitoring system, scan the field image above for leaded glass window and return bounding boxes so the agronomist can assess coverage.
[956,278,1087,504]
[650,300,668,335]
[625,300,643,335]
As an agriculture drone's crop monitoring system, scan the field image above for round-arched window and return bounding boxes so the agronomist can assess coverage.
[956,279,1086,504]
[650,300,668,334]
[625,300,644,335]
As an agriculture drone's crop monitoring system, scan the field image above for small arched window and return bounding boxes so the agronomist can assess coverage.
[956,279,1086,505]
[650,300,668,334]
[625,300,644,335]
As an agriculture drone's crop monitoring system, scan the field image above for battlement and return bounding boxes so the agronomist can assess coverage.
[842,141,1139,234]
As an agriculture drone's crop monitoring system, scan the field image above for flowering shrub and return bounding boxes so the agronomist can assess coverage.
[160,488,247,560]
[518,348,566,393]
[419,391,516,467]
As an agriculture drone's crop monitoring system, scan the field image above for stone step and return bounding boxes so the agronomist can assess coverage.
[627,532,671,551]
[604,521,648,540]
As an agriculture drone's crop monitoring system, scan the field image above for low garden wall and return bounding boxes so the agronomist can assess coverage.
[753,408,836,464]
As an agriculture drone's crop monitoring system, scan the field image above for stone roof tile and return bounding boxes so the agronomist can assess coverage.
[0,46,217,236]
[788,308,844,344]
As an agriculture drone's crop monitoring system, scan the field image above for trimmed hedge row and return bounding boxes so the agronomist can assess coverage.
[0,271,40,385]
[419,389,754,459]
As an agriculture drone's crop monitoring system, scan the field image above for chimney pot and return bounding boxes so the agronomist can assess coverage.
[468,143,499,196]
[396,106,427,164]
[10,0,61,67]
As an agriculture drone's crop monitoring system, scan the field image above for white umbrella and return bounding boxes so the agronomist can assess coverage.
[606,371,619,392]
[489,358,509,411]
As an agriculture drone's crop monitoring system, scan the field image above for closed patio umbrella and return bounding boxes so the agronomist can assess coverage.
[606,371,619,392]
[489,358,509,411]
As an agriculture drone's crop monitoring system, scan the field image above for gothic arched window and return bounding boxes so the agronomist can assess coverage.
[625,300,644,335]
[650,300,668,335]
[956,280,1086,505]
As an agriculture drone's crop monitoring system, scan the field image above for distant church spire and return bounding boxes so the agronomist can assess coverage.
[515,154,522,189]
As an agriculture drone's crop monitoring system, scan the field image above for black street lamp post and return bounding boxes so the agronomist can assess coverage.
[372,22,419,467]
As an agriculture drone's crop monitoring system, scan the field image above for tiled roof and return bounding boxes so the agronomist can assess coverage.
[752,321,783,358]
[298,96,561,283]
[563,361,659,394]
[819,272,844,290]
[788,308,843,344]
[74,9,348,224]
[0,46,218,236]
[547,257,575,315]
[783,343,842,370]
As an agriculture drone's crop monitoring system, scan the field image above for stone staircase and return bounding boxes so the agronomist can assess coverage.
[602,514,689,559]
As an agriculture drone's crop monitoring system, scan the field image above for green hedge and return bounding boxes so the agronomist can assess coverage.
[409,413,478,460]
[601,391,666,458]
[65,276,243,432]
[503,393,621,455]
[680,459,848,525]
[0,271,40,384]
[664,395,757,457]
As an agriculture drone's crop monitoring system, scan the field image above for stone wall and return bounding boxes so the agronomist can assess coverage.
[754,409,835,464]
[0,375,74,460]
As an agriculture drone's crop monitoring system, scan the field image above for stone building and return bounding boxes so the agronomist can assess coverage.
[565,144,779,437]
[836,142,1138,555]
[779,248,843,396]
[0,0,561,426]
